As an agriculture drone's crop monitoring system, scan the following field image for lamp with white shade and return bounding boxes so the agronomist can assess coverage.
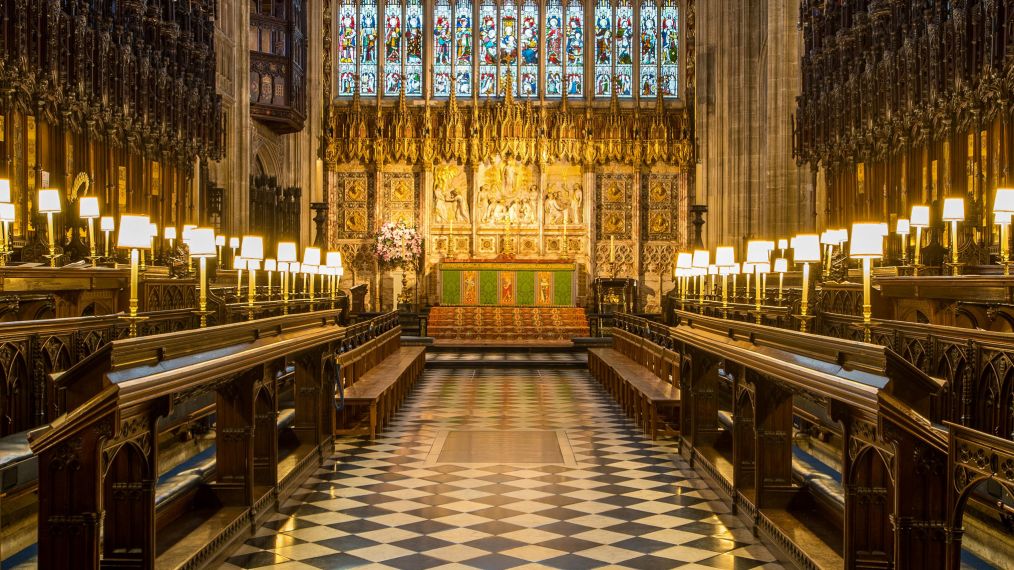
[164,226,177,250]
[264,258,277,299]
[234,256,247,298]
[78,197,100,263]
[117,215,152,336]
[692,250,709,302]
[303,247,321,301]
[715,246,736,310]
[326,251,342,305]
[896,218,910,265]
[0,179,10,203]
[100,216,115,258]
[675,252,693,306]
[215,234,225,264]
[0,203,14,263]
[774,258,788,303]
[910,205,930,274]
[277,241,298,309]
[38,189,61,266]
[241,236,264,314]
[850,223,884,341]
[745,241,770,306]
[994,188,1014,274]
[188,228,217,327]
[792,234,821,332]
[942,197,964,275]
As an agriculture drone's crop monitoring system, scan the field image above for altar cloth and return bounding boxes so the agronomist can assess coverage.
[439,261,577,306]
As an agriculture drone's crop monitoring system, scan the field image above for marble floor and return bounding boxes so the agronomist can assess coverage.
[223,368,783,569]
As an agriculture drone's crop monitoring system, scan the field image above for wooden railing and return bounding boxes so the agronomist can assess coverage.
[29,310,399,569]
[613,311,948,569]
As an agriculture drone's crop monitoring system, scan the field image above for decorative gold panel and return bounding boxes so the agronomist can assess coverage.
[643,173,688,242]
[330,171,373,240]
[382,172,418,227]
[596,173,634,239]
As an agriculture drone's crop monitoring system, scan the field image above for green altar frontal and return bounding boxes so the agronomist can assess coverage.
[439,261,577,306]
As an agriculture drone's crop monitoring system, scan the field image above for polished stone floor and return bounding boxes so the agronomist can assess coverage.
[223,368,782,569]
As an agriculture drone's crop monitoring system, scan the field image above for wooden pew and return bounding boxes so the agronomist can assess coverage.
[588,327,680,440]
[334,327,426,439]
[26,309,400,570]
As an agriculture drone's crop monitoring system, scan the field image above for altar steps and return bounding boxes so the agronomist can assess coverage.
[427,306,590,343]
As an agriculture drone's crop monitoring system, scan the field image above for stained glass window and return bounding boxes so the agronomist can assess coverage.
[660,0,679,97]
[614,0,633,97]
[545,0,563,97]
[455,0,473,96]
[593,0,612,96]
[518,0,538,97]
[639,0,658,97]
[383,2,402,94]
[565,0,583,96]
[404,0,423,95]
[478,0,498,95]
[498,0,518,95]
[337,2,358,96]
[434,0,453,96]
[359,0,378,95]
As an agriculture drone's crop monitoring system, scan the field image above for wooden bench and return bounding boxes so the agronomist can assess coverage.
[588,331,680,440]
[335,328,426,439]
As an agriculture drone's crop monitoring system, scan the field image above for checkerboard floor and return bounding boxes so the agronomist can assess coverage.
[223,367,783,569]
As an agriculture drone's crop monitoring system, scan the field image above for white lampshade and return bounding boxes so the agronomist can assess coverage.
[304,264,318,275]
[0,203,15,223]
[0,179,10,203]
[877,222,889,236]
[745,241,770,264]
[707,264,718,275]
[742,262,754,274]
[728,262,741,275]
[942,198,964,222]
[277,241,298,263]
[164,227,177,240]
[215,235,226,247]
[326,251,343,268]
[234,257,248,270]
[774,258,788,273]
[78,197,100,219]
[303,246,321,267]
[994,188,1014,214]
[117,215,152,249]
[911,205,931,227]
[38,189,61,213]
[188,228,217,257]
[850,223,885,259]
[289,261,301,273]
[676,252,693,269]
[715,246,736,267]
[994,212,1012,225]
[791,234,821,262]
[246,259,261,271]
[100,216,115,232]
[277,261,289,273]
[753,262,771,274]
[820,230,834,245]
[777,239,788,250]
[149,223,158,238]
[181,224,197,242]
[691,250,710,269]
[240,235,264,260]
[833,229,849,243]
[229,237,240,248]
[896,219,911,235]
[264,258,277,271]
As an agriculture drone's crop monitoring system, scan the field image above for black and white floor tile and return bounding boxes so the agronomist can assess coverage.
[223,367,782,569]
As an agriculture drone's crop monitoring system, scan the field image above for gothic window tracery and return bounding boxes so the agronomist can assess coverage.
[335,0,680,100]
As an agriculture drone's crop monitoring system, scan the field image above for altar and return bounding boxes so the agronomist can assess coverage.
[439,259,577,307]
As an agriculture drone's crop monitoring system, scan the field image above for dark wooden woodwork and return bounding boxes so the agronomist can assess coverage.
[28,310,400,569]
[250,0,308,134]
[249,175,301,255]
[610,311,948,569]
